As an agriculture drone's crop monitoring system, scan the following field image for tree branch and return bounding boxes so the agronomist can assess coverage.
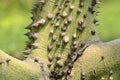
[70,39,120,80]
[0,50,46,80]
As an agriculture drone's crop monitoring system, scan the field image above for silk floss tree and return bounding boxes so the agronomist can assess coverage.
[0,0,120,80]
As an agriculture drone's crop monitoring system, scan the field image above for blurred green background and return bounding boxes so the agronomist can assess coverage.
[0,0,120,56]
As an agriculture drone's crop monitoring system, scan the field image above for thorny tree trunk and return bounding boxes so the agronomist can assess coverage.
[0,0,120,80]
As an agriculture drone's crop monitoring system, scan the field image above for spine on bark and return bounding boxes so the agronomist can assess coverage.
[25,0,101,79]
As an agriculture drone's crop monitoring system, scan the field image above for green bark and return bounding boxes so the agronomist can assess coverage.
[0,0,120,80]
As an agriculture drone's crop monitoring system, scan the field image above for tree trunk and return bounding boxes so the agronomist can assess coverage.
[0,0,120,80]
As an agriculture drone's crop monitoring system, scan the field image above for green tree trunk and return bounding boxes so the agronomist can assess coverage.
[0,0,120,80]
